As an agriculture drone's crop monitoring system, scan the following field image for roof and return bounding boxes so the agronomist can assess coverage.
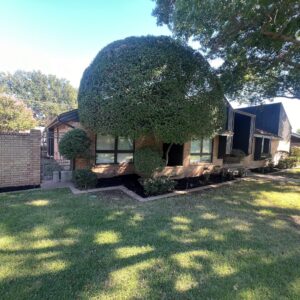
[291,132,300,143]
[254,128,281,139]
[292,132,300,138]
[46,109,79,130]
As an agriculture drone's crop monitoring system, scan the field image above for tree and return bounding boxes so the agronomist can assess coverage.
[297,129,300,134]
[58,128,91,170]
[153,0,300,103]
[0,94,37,132]
[78,36,225,145]
[0,70,77,125]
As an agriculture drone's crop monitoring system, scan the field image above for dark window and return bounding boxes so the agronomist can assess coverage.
[263,138,270,154]
[218,136,227,159]
[163,143,184,166]
[190,139,212,163]
[96,135,133,164]
[254,137,262,161]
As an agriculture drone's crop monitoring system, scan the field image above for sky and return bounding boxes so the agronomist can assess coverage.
[0,0,299,131]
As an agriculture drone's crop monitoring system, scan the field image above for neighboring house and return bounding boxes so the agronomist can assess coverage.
[46,102,292,178]
[291,132,300,148]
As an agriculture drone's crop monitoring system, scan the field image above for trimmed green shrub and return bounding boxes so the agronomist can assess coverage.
[291,147,300,162]
[59,128,91,160]
[140,177,176,196]
[134,147,165,178]
[78,36,225,144]
[72,169,97,190]
[231,149,246,158]
[277,157,297,169]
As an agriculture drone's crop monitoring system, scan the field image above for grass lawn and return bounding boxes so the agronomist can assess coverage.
[274,167,300,179]
[1,180,300,299]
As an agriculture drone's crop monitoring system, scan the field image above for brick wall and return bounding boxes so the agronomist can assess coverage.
[0,129,41,188]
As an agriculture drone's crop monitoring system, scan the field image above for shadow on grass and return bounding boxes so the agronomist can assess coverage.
[0,180,300,299]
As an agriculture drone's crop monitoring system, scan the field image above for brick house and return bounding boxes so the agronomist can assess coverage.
[46,102,291,178]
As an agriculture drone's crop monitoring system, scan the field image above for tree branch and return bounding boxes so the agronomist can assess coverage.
[261,30,300,46]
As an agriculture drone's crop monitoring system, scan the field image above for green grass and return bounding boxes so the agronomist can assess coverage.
[274,167,300,179]
[1,180,300,299]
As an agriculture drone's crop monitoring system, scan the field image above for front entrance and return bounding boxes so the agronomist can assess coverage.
[163,143,184,166]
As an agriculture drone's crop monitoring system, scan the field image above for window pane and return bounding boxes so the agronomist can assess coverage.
[117,153,133,163]
[96,153,114,164]
[199,155,211,162]
[202,139,212,153]
[96,135,115,150]
[190,140,201,153]
[190,155,201,163]
[118,137,133,150]
[263,138,270,153]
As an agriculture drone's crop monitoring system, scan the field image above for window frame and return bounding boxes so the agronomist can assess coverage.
[95,135,134,165]
[190,138,213,164]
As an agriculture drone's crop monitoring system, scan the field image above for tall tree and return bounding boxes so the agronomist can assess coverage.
[0,94,37,132]
[153,0,300,103]
[78,36,225,143]
[0,70,77,125]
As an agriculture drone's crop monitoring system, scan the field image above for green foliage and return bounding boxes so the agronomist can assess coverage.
[58,128,91,160]
[277,157,298,169]
[78,36,225,144]
[140,176,176,196]
[0,70,77,125]
[153,1,300,103]
[134,147,165,178]
[231,149,246,158]
[72,169,97,190]
[42,158,62,177]
[297,129,300,134]
[291,147,300,160]
[0,94,37,131]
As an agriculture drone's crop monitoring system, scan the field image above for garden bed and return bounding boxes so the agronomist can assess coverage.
[96,174,236,198]
[251,167,281,174]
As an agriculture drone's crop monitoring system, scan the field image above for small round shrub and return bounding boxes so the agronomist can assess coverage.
[140,177,176,196]
[72,169,97,190]
[59,128,91,160]
[277,157,297,169]
[134,147,165,178]
[231,149,246,158]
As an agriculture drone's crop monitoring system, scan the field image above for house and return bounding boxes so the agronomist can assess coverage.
[291,132,300,148]
[239,102,292,166]
[46,102,292,178]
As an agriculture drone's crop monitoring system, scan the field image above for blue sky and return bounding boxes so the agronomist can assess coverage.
[0,0,299,130]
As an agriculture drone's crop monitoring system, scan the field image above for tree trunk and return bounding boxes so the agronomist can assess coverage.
[165,143,173,166]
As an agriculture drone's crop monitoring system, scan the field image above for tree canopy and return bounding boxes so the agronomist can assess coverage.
[0,94,37,132]
[153,0,300,103]
[58,128,91,160]
[0,70,78,125]
[78,36,225,144]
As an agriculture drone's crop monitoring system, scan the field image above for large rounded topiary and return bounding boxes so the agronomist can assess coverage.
[59,128,91,160]
[78,36,225,144]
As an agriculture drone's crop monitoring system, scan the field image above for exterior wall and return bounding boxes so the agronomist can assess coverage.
[91,135,221,179]
[0,130,41,188]
[241,138,282,168]
[278,107,292,153]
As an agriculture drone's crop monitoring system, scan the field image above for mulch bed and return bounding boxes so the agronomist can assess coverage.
[97,174,235,198]
[251,167,281,174]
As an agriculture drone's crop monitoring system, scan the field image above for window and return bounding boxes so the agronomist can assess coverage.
[190,138,212,163]
[96,135,134,164]
[262,138,270,154]
[254,137,271,161]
